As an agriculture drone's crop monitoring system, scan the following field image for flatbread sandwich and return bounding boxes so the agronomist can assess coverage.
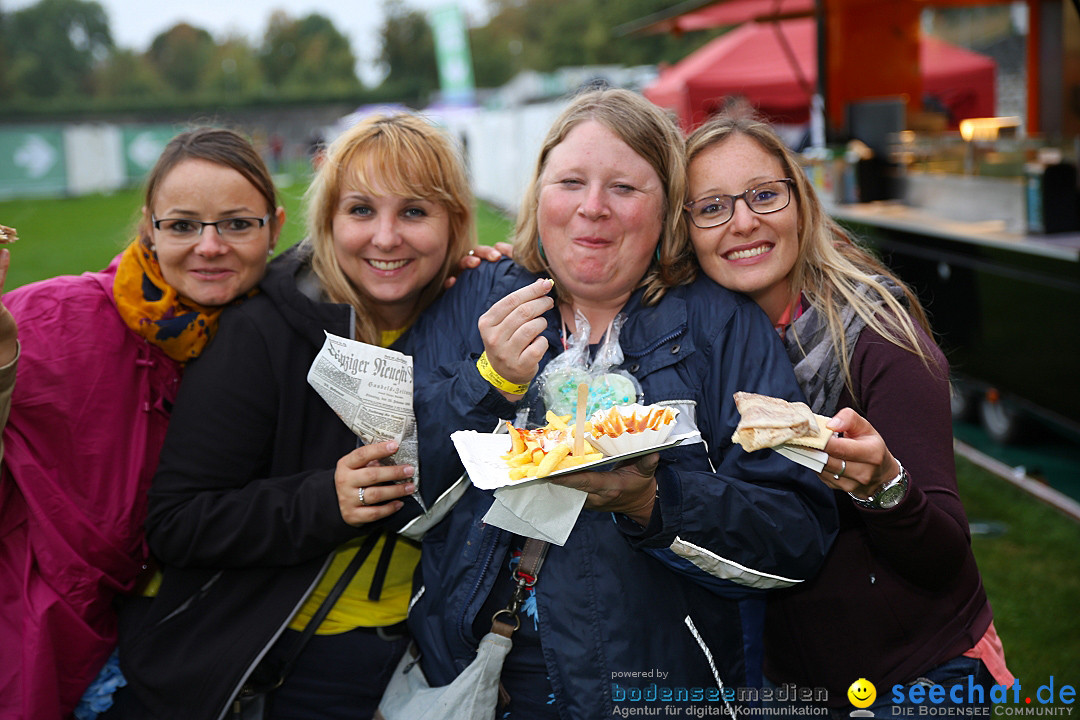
[730,391,833,453]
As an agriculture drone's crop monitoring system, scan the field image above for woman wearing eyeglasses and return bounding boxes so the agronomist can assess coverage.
[0,128,285,720]
[684,109,1011,716]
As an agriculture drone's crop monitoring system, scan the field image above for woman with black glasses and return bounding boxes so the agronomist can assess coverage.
[0,128,284,720]
[684,109,1012,718]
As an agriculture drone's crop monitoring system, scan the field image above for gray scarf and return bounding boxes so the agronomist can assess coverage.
[783,275,906,416]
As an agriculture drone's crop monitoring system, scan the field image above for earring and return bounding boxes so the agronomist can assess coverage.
[655,245,661,262]
[268,248,274,257]
[537,237,546,261]
[149,243,156,252]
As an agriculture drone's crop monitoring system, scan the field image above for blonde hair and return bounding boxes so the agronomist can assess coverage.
[303,113,476,344]
[685,110,943,397]
[512,87,695,306]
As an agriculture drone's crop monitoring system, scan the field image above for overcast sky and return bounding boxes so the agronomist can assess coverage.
[7,0,489,86]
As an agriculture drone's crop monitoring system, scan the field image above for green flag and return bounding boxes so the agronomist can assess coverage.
[429,4,476,106]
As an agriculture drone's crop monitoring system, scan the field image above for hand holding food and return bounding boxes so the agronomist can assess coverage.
[819,408,902,501]
[548,451,660,525]
[476,278,554,398]
[335,440,417,527]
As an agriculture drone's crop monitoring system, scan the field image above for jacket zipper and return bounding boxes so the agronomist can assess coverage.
[214,549,336,719]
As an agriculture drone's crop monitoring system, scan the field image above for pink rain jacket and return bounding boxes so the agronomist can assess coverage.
[0,255,181,719]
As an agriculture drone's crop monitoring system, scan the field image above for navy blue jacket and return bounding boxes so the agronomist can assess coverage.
[400,261,838,718]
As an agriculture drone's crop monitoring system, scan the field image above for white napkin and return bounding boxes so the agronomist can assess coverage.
[482,482,587,546]
[775,445,828,472]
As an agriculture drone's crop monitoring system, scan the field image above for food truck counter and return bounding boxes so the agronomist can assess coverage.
[823,198,1080,443]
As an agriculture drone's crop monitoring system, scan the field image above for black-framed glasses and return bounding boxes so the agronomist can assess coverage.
[151,215,270,243]
[683,179,794,229]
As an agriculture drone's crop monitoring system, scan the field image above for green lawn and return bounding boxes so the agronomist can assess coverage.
[957,454,1080,691]
[1,185,1076,694]
[0,177,514,291]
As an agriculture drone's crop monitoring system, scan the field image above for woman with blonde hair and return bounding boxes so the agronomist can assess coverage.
[119,113,485,720]
[400,87,837,719]
[684,108,1011,716]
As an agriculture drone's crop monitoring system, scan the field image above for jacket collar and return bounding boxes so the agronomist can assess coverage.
[260,244,353,347]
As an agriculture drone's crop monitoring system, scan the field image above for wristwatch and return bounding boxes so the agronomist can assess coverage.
[848,460,909,510]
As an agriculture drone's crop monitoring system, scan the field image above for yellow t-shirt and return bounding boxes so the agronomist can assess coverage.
[288,535,420,633]
[289,326,417,634]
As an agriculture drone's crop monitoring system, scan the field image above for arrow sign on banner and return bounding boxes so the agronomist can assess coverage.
[128,131,165,169]
[14,135,58,178]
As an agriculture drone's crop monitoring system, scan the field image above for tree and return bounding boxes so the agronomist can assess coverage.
[375,0,438,105]
[203,36,264,98]
[92,47,164,98]
[260,11,360,95]
[467,0,720,85]
[2,0,112,99]
[146,23,216,95]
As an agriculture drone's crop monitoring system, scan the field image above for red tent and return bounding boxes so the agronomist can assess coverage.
[643,17,996,131]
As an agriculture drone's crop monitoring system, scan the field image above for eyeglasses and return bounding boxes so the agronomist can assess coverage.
[683,179,794,229]
[151,215,270,243]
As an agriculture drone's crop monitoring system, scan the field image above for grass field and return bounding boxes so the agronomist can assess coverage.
[1,183,1076,699]
[0,175,515,291]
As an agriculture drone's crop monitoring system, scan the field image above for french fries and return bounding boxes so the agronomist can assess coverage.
[502,411,603,481]
[590,405,676,437]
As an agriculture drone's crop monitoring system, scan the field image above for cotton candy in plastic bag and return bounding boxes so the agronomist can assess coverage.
[537,310,641,418]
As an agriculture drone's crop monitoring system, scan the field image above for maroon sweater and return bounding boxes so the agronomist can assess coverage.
[763,324,993,707]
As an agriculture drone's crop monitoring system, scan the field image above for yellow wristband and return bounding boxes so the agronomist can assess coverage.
[476,352,530,395]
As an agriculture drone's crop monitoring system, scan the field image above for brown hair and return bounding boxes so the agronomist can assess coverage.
[685,109,942,394]
[303,113,475,345]
[512,87,695,306]
[140,127,280,243]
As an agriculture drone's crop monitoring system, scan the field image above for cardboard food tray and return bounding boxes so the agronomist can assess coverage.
[451,430,701,491]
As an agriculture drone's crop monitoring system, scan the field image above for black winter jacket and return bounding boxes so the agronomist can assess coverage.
[119,246,419,719]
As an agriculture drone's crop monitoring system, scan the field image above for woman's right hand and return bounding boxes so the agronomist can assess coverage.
[476,278,554,400]
[335,440,417,527]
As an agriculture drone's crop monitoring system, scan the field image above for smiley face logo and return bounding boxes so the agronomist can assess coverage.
[847,678,876,708]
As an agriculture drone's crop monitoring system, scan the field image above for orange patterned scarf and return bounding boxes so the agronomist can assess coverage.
[113,240,243,363]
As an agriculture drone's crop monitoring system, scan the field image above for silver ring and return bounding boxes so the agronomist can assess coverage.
[468,249,476,256]
[832,473,841,483]
[838,459,847,478]
[357,486,367,506]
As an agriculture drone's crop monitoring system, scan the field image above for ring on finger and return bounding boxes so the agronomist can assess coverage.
[837,459,847,478]
[832,473,841,483]
[357,486,367,506]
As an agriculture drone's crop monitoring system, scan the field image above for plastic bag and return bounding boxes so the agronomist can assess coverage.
[537,310,641,418]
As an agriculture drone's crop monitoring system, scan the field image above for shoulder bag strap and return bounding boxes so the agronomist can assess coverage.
[250,528,384,694]
[490,537,550,638]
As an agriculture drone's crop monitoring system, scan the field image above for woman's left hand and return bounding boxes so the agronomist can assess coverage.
[334,440,417,527]
[818,408,901,500]
[548,452,659,526]
[445,242,515,289]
